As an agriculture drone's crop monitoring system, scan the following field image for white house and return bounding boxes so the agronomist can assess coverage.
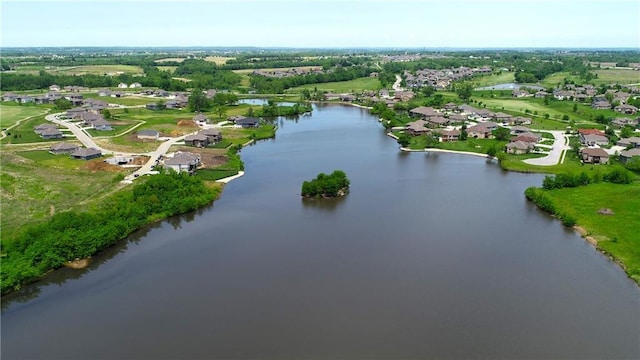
[117,82,128,89]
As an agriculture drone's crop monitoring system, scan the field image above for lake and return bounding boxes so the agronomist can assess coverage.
[2,103,639,359]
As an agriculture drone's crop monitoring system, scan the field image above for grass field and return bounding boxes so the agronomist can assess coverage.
[0,104,50,128]
[232,66,322,75]
[1,114,66,144]
[0,152,123,241]
[593,69,640,85]
[154,58,186,63]
[204,56,235,65]
[287,77,382,93]
[16,149,84,169]
[471,72,516,88]
[48,65,144,75]
[545,182,640,283]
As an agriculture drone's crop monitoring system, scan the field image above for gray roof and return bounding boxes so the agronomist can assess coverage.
[620,148,640,157]
[164,152,200,166]
[201,128,220,136]
[40,128,63,136]
[71,148,102,157]
[506,141,534,150]
[184,133,209,142]
[137,129,159,136]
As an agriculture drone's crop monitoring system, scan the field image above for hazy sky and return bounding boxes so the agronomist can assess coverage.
[2,0,639,48]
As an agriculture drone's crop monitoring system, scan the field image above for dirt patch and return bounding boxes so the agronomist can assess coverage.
[171,146,228,167]
[108,120,132,126]
[131,156,149,165]
[83,159,124,172]
[64,258,90,269]
[598,208,615,215]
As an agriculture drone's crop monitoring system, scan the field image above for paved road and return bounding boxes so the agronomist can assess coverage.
[523,130,570,166]
[392,74,404,91]
[124,133,194,181]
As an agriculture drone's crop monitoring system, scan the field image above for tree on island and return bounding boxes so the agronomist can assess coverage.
[301,170,350,198]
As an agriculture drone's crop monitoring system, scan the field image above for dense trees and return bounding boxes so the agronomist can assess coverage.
[301,170,350,198]
[1,172,219,294]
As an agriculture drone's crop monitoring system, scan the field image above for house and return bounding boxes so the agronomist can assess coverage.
[614,104,638,115]
[17,95,34,104]
[184,133,210,147]
[439,129,460,142]
[619,148,640,164]
[70,147,102,160]
[97,89,112,97]
[65,107,87,118]
[154,89,169,97]
[405,120,431,136]
[137,129,160,140]
[40,128,64,139]
[105,155,134,165]
[578,128,606,136]
[117,82,128,88]
[447,114,467,123]
[510,126,531,135]
[442,102,458,112]
[164,152,201,174]
[425,116,449,128]
[580,147,609,164]
[49,84,60,92]
[34,123,58,135]
[491,112,512,123]
[534,90,549,98]
[235,117,260,128]
[512,132,541,143]
[205,89,218,99]
[616,137,640,148]
[49,142,79,155]
[591,100,612,110]
[2,93,18,102]
[200,128,222,143]
[467,124,493,139]
[458,104,479,115]
[611,117,638,128]
[92,118,113,131]
[409,106,440,118]
[146,103,160,111]
[129,82,142,88]
[340,94,356,102]
[505,141,534,154]
[510,116,532,125]
[512,89,529,98]
[580,134,609,146]
[193,113,209,125]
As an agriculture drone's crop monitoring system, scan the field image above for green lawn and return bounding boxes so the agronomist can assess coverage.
[499,151,603,174]
[1,115,68,144]
[83,93,153,106]
[0,104,50,128]
[545,182,640,283]
[471,72,516,88]
[16,150,84,169]
[286,77,382,93]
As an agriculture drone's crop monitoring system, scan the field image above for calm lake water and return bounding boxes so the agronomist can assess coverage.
[238,98,296,106]
[2,104,639,359]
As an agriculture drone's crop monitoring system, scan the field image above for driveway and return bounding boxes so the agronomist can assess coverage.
[523,130,570,166]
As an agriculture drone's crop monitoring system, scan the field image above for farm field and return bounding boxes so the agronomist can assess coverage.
[232,66,322,75]
[49,65,145,75]
[204,56,235,65]
[287,77,381,93]
[592,69,640,85]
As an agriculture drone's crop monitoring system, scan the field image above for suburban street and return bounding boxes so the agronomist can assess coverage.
[524,130,570,166]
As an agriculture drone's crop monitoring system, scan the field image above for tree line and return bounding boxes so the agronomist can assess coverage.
[249,66,373,93]
[1,171,220,294]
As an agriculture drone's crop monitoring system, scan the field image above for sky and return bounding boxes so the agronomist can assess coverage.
[1,0,639,48]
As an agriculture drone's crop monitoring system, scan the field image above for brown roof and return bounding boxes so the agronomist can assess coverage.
[410,106,439,117]
[581,148,609,157]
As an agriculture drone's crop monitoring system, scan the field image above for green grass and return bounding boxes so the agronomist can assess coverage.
[592,69,640,85]
[83,93,153,106]
[86,123,138,138]
[1,115,71,145]
[470,72,516,88]
[0,104,50,128]
[499,151,603,174]
[15,150,83,169]
[0,152,122,242]
[156,66,177,73]
[431,138,508,153]
[286,77,382,93]
[544,182,640,283]
[539,72,582,88]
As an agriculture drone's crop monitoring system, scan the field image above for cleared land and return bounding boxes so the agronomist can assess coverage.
[157,66,178,73]
[204,56,235,65]
[154,58,186,63]
[0,104,50,128]
[287,77,381,93]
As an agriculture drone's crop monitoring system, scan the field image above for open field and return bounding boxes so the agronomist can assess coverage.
[154,58,186,63]
[287,77,381,93]
[545,182,640,283]
[204,56,235,65]
[50,65,145,75]
[232,66,323,75]
[470,72,515,88]
[540,72,582,88]
[0,152,124,241]
[593,69,640,85]
[1,114,66,144]
[157,66,177,73]
[0,104,50,128]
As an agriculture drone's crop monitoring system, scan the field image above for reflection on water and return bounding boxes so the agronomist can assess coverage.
[301,194,348,211]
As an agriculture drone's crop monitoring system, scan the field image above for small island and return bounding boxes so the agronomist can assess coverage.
[301,170,350,198]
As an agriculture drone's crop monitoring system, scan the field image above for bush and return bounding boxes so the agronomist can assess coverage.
[301,170,350,198]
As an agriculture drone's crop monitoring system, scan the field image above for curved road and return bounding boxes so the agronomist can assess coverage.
[523,130,570,166]
[392,74,404,91]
